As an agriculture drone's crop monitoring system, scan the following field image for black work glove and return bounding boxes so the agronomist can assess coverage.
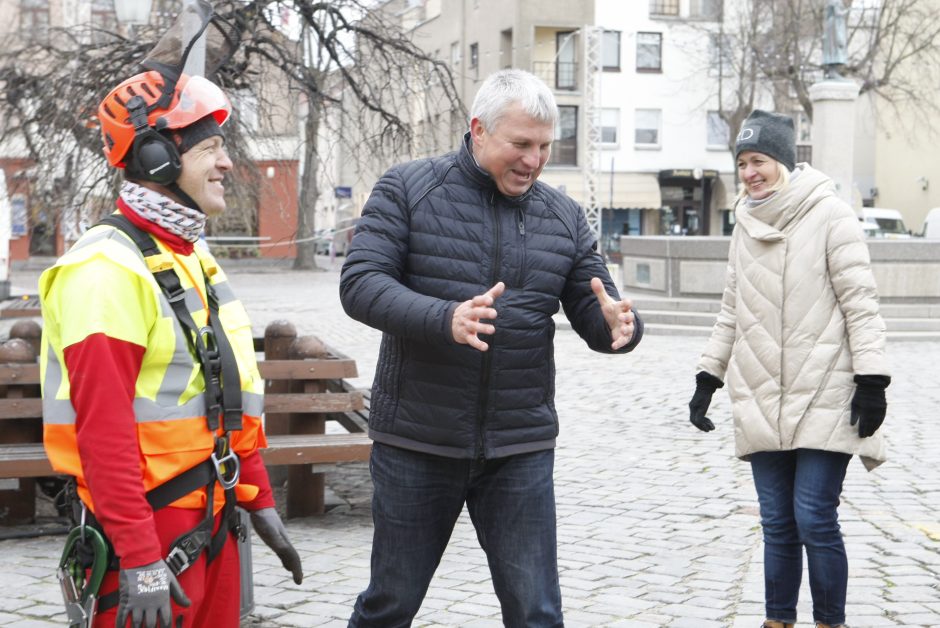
[851,374,890,438]
[689,371,724,432]
[251,507,303,584]
[116,558,190,628]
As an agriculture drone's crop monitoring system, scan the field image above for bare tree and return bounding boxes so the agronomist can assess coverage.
[0,0,462,268]
[699,0,940,163]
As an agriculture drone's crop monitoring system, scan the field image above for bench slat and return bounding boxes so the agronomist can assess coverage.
[0,360,360,386]
[0,398,43,420]
[259,359,358,380]
[264,391,363,414]
[0,364,41,386]
[0,444,54,478]
[0,433,374,479]
[0,392,364,420]
[261,433,371,465]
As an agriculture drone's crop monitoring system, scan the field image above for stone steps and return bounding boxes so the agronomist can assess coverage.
[625,296,940,340]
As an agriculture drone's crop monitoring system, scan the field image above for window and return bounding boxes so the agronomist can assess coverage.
[602,30,621,71]
[636,32,662,72]
[634,109,661,146]
[555,31,578,90]
[797,145,813,164]
[689,0,722,20]
[552,105,578,166]
[601,108,619,145]
[794,110,811,143]
[450,41,461,66]
[232,90,259,132]
[649,0,679,16]
[469,43,479,69]
[707,111,729,147]
[20,0,49,43]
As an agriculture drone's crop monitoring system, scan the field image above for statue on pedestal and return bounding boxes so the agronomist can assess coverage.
[822,0,849,79]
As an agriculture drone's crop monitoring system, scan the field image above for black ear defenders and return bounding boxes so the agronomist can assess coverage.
[124,95,182,185]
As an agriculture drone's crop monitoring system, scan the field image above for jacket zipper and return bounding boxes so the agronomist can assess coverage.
[476,191,500,460]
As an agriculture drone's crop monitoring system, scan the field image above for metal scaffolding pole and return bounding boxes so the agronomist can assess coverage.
[581,25,602,248]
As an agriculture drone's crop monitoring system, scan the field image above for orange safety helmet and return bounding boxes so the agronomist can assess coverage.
[98,70,231,169]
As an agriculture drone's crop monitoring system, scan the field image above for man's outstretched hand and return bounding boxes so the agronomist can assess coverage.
[452,282,505,351]
[591,277,635,350]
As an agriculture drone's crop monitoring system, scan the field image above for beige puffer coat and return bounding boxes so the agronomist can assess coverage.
[698,164,888,470]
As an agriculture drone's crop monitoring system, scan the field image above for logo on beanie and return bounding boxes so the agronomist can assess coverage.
[737,127,757,142]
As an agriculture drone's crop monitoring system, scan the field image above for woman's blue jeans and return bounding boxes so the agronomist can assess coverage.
[348,442,563,628]
[750,448,852,625]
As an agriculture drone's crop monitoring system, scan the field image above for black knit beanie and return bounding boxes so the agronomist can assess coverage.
[734,110,796,171]
[163,115,224,155]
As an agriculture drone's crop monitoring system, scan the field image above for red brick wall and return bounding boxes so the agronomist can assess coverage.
[255,160,298,259]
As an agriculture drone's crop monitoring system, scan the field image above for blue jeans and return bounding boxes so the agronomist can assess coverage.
[348,442,563,628]
[750,449,852,625]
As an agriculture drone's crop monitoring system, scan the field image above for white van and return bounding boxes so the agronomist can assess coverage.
[921,207,940,239]
[857,207,911,239]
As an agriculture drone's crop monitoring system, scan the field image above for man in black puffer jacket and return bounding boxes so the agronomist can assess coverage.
[341,69,643,627]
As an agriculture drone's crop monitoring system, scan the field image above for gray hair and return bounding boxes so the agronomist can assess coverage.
[469,69,557,131]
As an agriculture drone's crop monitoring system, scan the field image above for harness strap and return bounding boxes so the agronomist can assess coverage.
[97,214,242,433]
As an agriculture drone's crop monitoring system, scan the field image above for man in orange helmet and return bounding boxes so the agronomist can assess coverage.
[40,69,302,628]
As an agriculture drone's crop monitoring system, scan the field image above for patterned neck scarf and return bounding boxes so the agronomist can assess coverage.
[119,181,206,243]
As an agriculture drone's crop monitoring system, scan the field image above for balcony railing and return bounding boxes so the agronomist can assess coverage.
[532,61,579,91]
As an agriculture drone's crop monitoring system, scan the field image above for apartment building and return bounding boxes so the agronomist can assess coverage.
[335,0,744,254]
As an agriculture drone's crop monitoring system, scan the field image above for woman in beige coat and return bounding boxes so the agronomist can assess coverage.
[688,110,890,628]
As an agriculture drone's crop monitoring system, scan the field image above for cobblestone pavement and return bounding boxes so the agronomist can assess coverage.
[1,260,937,627]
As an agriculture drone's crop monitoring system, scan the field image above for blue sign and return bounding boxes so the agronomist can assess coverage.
[334,186,352,198]
[10,196,27,237]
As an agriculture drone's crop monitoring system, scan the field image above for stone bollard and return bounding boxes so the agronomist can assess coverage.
[9,320,42,361]
[0,337,40,524]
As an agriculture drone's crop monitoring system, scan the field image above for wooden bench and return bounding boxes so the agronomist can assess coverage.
[0,295,42,319]
[0,320,372,523]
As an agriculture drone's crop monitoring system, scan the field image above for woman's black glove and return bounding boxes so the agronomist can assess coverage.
[689,371,724,432]
[851,374,890,438]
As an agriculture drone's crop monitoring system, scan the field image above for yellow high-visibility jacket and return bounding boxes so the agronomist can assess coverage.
[40,219,267,515]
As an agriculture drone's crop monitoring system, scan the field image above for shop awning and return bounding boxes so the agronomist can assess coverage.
[604,173,662,209]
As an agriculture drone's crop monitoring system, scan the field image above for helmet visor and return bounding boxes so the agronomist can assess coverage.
[160,75,231,129]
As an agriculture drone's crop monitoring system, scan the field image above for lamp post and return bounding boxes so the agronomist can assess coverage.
[0,171,10,300]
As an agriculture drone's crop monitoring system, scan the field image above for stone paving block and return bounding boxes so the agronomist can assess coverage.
[285,599,354,619]
[848,615,902,626]
[0,597,34,613]
[444,601,499,618]
[885,585,940,602]
[1,620,62,628]
[638,589,691,605]
[604,619,662,628]
[668,616,726,628]
[560,575,615,592]
[893,613,940,626]
[18,605,62,619]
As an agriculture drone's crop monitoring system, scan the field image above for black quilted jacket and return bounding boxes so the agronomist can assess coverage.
[339,134,643,459]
